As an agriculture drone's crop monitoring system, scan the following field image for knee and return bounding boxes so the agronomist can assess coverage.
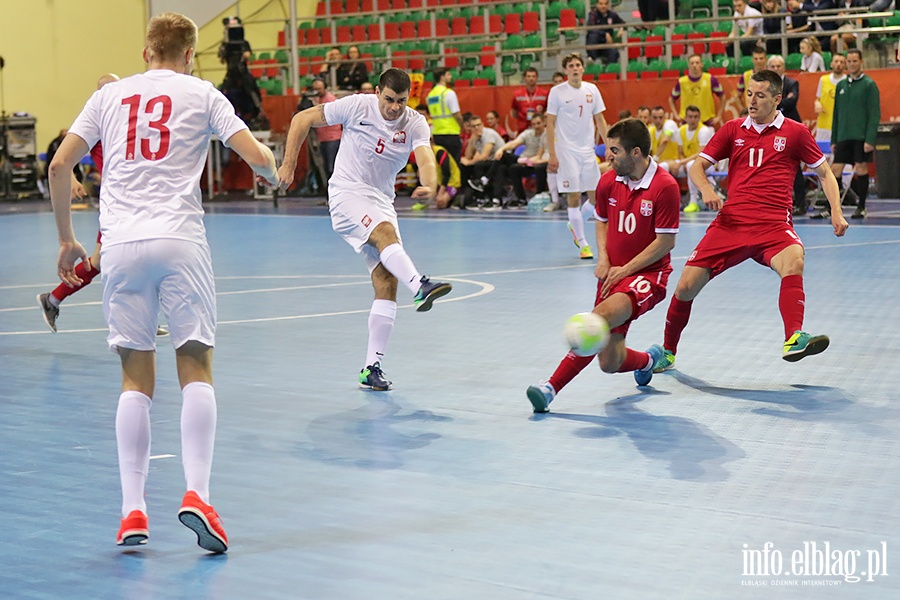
[597,354,619,374]
[785,257,805,276]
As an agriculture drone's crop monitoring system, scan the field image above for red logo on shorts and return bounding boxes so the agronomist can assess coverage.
[362,215,372,227]
[640,199,653,216]
[392,131,407,144]
[773,136,787,152]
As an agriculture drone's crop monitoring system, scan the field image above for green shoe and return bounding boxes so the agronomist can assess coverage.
[782,331,830,362]
[411,202,428,211]
[653,349,675,373]
[683,202,700,213]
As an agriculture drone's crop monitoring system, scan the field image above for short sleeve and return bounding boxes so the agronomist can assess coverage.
[444,89,461,114]
[410,113,431,150]
[591,85,606,114]
[794,123,825,168]
[698,126,714,146]
[208,86,249,146]
[322,94,360,127]
[546,86,559,116]
[68,90,103,149]
[699,121,734,163]
[594,172,613,222]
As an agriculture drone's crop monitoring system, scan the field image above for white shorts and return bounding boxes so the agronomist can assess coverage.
[555,147,601,194]
[101,239,216,353]
[329,189,402,273]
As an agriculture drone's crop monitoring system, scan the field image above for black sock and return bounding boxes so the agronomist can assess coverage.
[852,174,869,209]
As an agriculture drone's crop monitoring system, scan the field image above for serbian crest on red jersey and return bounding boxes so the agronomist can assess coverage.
[392,131,407,144]
[640,199,653,216]
[773,136,787,152]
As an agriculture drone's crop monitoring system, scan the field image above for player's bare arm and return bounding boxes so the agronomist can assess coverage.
[594,219,611,281]
[601,233,675,298]
[227,129,278,186]
[412,145,438,200]
[546,113,558,173]
[690,156,722,211]
[595,112,609,144]
[277,105,328,189]
[48,133,90,287]
[814,160,848,237]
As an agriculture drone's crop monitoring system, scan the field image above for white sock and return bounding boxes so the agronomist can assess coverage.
[547,173,559,203]
[116,390,152,517]
[380,243,421,295]
[580,201,595,222]
[181,381,217,504]
[48,294,61,308]
[366,299,396,367]
[567,207,587,247]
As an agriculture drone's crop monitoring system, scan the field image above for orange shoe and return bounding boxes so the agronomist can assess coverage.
[178,491,228,553]
[116,510,149,546]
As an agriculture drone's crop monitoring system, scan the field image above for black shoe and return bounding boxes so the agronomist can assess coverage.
[36,293,59,333]
[467,178,485,192]
[359,362,392,391]
[413,276,452,312]
[850,208,867,219]
[810,209,830,220]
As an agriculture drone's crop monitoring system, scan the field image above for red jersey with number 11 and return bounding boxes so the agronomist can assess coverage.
[699,113,825,226]
[595,160,681,274]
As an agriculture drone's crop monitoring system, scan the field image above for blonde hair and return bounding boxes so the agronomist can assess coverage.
[146,12,197,63]
[802,36,822,55]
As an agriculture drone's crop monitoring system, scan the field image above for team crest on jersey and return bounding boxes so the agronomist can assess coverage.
[392,131,407,144]
[640,199,653,216]
[361,215,372,227]
[562,180,570,188]
[608,198,617,206]
[773,136,787,152]
[585,94,593,104]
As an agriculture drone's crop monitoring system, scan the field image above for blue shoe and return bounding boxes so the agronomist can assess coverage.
[359,362,392,391]
[782,331,830,362]
[634,344,665,386]
[413,276,452,312]
[652,349,675,373]
[526,381,556,413]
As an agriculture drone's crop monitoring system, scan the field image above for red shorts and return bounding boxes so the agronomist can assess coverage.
[686,221,803,279]
[594,270,670,337]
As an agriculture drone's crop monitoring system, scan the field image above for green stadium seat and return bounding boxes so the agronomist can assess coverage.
[786,52,802,71]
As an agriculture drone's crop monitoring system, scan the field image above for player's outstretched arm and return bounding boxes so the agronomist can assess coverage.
[546,114,558,173]
[690,156,721,211]
[814,161,848,237]
[227,130,278,186]
[595,112,609,144]
[412,145,438,200]
[49,134,90,287]
[277,105,328,189]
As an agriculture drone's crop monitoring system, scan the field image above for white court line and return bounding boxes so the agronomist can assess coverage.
[150,454,176,460]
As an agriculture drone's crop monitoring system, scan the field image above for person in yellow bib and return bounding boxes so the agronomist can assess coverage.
[737,46,769,110]
[426,68,463,164]
[814,53,846,147]
[675,106,719,213]
[668,54,724,127]
[648,106,680,172]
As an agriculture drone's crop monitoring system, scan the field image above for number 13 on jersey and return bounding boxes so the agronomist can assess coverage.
[122,94,173,161]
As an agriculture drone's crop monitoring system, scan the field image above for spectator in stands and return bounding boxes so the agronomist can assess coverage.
[318,46,343,82]
[491,113,552,207]
[310,77,342,181]
[460,112,474,151]
[761,0,785,54]
[586,0,626,65]
[732,0,765,57]
[677,106,719,213]
[738,46,770,109]
[461,114,505,210]
[413,139,461,211]
[785,0,811,54]
[814,52,847,145]
[832,0,866,53]
[618,110,632,121]
[768,56,808,215]
[359,81,375,94]
[636,106,651,126]
[800,37,826,72]
[337,45,369,91]
[669,54,724,126]
[485,110,509,142]
[803,0,838,50]
[552,72,566,85]
[649,106,680,172]
[509,67,548,136]
[830,48,880,219]
[426,68,464,163]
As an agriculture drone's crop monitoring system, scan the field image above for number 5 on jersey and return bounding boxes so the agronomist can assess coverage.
[122,94,172,161]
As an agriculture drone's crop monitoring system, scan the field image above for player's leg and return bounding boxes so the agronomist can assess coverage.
[850,158,869,218]
[769,243,829,361]
[581,189,597,222]
[658,265,712,371]
[359,260,398,391]
[367,221,451,312]
[544,172,561,211]
[37,240,102,333]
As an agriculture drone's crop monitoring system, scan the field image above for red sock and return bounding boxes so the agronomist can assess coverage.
[548,352,594,393]
[616,348,650,373]
[778,274,805,340]
[663,297,693,355]
[51,261,100,302]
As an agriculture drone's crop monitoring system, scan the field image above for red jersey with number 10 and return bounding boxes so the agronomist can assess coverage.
[699,113,825,226]
[595,160,681,274]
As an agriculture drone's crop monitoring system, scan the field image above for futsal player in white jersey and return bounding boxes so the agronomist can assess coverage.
[546,52,609,260]
[48,12,278,553]
[276,68,452,392]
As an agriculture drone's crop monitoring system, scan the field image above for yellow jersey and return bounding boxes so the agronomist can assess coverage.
[676,73,717,123]
[426,85,461,135]
[649,122,679,161]
[816,74,844,131]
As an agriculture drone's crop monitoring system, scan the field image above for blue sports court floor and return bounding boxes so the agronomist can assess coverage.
[1,197,899,599]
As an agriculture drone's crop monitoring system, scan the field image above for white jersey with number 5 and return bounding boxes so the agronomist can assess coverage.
[323,94,431,201]
[67,70,247,248]
[546,81,606,154]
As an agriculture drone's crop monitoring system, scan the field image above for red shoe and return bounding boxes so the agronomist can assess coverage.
[116,510,149,546]
[178,491,228,553]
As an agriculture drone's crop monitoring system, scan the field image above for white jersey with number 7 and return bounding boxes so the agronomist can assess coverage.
[546,81,606,154]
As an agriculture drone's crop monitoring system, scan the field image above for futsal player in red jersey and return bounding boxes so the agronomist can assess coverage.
[527,118,681,412]
[653,70,849,373]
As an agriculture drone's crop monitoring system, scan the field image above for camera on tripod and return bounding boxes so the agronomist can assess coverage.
[217,16,269,131]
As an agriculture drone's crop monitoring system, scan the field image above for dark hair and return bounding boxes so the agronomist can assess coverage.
[685,105,701,115]
[752,46,768,56]
[607,119,651,157]
[750,69,783,96]
[552,71,566,80]
[637,105,650,113]
[651,105,665,113]
[524,67,539,76]
[846,48,863,60]
[487,110,499,119]
[561,52,584,69]
[433,67,449,83]
[618,109,632,120]
[688,53,703,62]
[531,113,545,122]
[380,68,411,94]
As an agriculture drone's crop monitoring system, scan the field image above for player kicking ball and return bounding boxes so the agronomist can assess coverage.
[276,68,451,391]
[653,70,849,374]
[527,119,680,413]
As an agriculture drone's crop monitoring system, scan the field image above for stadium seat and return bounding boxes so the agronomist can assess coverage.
[400,21,416,39]
[480,46,496,68]
[469,15,486,35]
[559,9,578,41]
[392,51,409,70]
[337,25,352,43]
[385,22,400,40]
[709,31,728,55]
[409,50,425,70]
[687,32,706,54]
[786,53,802,71]
[628,36,642,60]
[523,12,540,34]
[645,36,664,60]
[444,47,460,68]
[451,17,467,35]
[505,13,522,35]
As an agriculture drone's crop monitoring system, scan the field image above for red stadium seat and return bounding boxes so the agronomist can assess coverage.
[597,72,617,81]
[709,31,728,55]
[451,17,467,35]
[409,0,424,7]
[368,23,382,41]
[472,78,490,87]
[640,71,660,79]
[316,1,327,16]
[347,0,360,12]
[417,20,433,38]
[391,0,406,9]
[337,25,352,43]
[559,9,577,29]
[277,30,286,47]
[385,22,400,40]
[352,24,367,42]
[504,13,522,35]
[662,69,681,78]
[400,21,417,39]
[392,50,409,70]
[307,29,321,45]
[330,0,343,14]
[319,27,333,44]
[627,36,642,60]
[480,45,496,67]
[409,50,425,70]
[709,66,727,75]
[469,15,485,35]
[361,0,373,10]
[444,47,459,68]
[522,12,540,34]
[455,79,471,88]
[688,32,706,54]
[671,33,686,58]
[645,35,664,59]
[377,0,390,9]
[362,53,374,72]
[435,18,450,37]
[488,14,502,34]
